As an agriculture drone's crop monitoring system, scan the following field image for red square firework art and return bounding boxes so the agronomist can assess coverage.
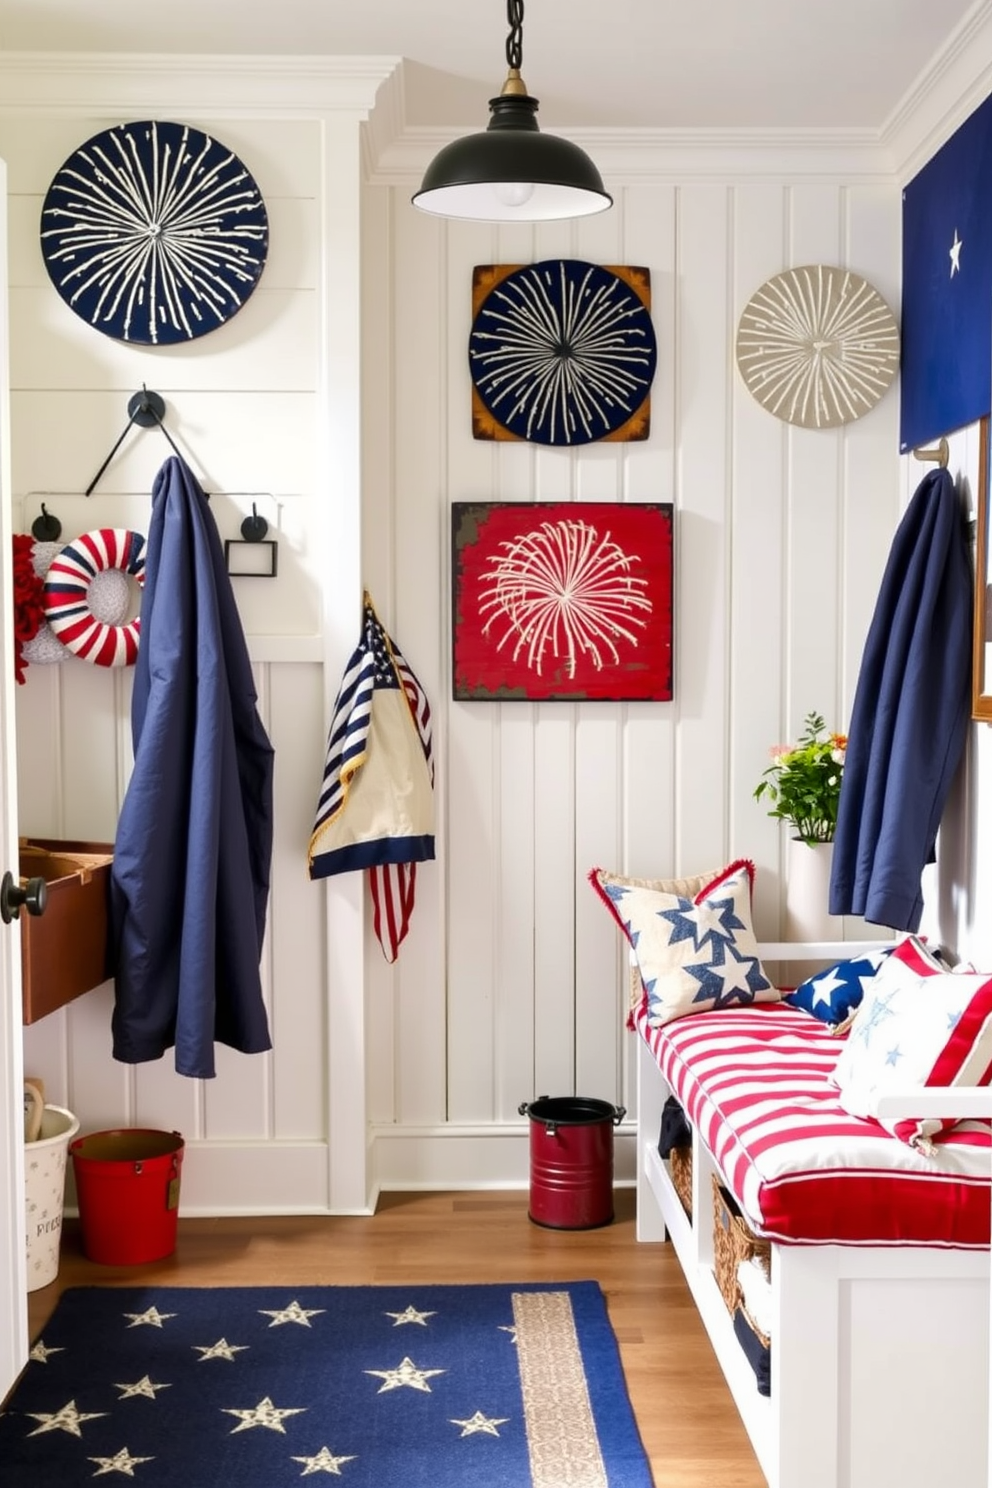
[452,502,674,701]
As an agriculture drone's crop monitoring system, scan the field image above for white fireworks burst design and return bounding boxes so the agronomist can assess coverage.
[40,120,268,345]
[735,265,899,429]
[479,519,652,677]
[469,260,656,445]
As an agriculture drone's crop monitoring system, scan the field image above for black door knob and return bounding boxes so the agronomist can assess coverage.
[0,872,48,925]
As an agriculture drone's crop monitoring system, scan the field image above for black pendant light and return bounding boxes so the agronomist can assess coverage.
[412,0,612,223]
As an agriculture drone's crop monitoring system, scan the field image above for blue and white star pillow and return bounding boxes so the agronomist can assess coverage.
[590,859,779,1028]
[783,947,895,1030]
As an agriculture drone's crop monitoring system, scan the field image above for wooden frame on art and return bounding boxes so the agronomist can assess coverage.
[469,261,656,445]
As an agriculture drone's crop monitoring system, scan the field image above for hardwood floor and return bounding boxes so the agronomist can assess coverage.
[27,1189,766,1487]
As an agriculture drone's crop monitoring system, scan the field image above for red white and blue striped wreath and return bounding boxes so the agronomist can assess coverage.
[42,528,146,667]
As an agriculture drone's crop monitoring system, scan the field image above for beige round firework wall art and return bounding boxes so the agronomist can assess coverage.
[451,502,674,701]
[735,265,899,429]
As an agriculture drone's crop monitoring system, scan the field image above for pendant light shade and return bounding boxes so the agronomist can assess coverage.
[412,2,612,224]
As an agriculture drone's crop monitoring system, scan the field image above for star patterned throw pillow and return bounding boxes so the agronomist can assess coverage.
[831,935,992,1150]
[783,946,896,1029]
[597,866,725,1012]
[590,859,778,1027]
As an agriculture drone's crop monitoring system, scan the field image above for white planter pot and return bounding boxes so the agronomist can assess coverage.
[785,838,840,943]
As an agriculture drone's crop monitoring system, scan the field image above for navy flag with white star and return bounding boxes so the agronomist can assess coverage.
[900,90,992,452]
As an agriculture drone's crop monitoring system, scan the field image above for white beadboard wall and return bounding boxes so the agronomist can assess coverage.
[7,49,984,1213]
[0,57,385,1215]
[916,422,992,973]
[363,170,903,1192]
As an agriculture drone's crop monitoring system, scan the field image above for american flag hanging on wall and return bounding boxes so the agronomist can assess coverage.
[309,593,434,962]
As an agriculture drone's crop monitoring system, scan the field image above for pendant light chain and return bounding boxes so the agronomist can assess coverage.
[506,0,525,71]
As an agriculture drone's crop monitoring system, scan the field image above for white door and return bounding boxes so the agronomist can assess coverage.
[0,158,29,1399]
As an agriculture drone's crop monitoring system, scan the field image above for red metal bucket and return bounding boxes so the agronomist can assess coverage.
[70,1128,184,1266]
[519,1096,625,1229]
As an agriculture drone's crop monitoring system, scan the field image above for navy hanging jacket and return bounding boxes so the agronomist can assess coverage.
[828,467,972,931]
[110,456,274,1077]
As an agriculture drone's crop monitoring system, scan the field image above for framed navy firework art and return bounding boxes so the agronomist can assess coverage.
[469,261,656,445]
[452,502,674,701]
[40,120,269,346]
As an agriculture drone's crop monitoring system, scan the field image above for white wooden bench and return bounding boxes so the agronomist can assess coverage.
[633,942,991,1488]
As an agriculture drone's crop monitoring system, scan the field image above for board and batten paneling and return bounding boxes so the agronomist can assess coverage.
[15,538,330,1212]
[368,173,901,1192]
[6,79,373,1215]
[917,421,991,971]
[2,56,904,1208]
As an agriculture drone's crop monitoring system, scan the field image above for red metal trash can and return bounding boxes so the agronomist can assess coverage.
[70,1128,184,1265]
[518,1096,625,1229]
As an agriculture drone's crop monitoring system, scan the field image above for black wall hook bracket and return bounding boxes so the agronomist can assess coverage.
[240,503,269,542]
[31,503,62,542]
[225,503,278,577]
[128,388,167,428]
[85,386,189,496]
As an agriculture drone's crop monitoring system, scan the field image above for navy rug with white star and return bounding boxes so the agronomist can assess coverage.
[0,1282,654,1486]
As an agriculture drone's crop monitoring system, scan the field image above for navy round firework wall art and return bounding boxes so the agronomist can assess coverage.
[468,261,657,445]
[40,120,269,345]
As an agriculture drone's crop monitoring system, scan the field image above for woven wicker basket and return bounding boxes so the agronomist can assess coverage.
[669,1144,693,1219]
[711,1175,772,1315]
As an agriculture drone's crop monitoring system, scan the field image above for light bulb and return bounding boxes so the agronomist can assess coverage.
[494,180,535,208]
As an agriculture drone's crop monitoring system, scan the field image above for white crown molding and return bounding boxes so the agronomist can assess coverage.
[360,57,407,183]
[371,124,894,185]
[0,51,401,116]
[4,27,989,186]
[881,0,992,181]
[363,4,992,189]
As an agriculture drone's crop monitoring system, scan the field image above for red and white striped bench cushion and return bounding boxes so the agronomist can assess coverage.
[634,1000,992,1247]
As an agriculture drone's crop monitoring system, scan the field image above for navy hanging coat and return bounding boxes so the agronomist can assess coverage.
[828,466,972,932]
[110,456,274,1078]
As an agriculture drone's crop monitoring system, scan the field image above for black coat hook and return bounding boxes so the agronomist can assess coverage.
[31,503,62,542]
[128,388,166,427]
[240,504,268,542]
[225,501,277,577]
[85,386,193,496]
